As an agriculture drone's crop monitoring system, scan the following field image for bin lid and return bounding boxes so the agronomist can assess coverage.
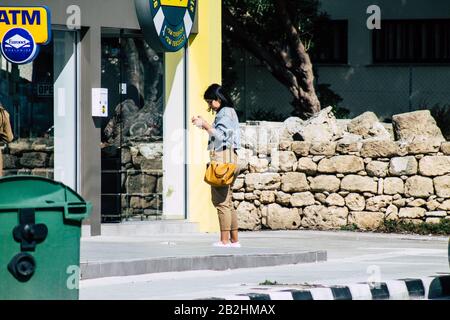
[0,176,91,221]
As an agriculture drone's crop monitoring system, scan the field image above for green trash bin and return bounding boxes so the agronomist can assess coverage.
[0,176,91,300]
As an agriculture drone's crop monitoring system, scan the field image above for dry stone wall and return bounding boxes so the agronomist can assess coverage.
[234,108,450,231]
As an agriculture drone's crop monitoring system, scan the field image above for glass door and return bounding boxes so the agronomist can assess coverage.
[0,29,78,190]
[100,29,164,222]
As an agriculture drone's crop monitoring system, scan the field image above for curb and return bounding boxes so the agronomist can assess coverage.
[203,275,450,300]
[80,250,327,280]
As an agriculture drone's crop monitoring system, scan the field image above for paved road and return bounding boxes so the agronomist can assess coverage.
[79,230,449,300]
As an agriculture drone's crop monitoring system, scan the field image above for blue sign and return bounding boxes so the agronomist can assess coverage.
[1,27,38,64]
[0,6,51,65]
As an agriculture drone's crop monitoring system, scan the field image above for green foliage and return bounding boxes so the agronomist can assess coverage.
[259,280,279,286]
[380,219,450,235]
[341,220,450,235]
[315,83,349,118]
[340,224,358,231]
[223,0,326,47]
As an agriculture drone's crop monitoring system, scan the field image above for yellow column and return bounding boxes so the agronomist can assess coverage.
[187,0,222,232]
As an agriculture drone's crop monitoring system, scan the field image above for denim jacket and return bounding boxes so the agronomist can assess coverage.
[207,106,241,151]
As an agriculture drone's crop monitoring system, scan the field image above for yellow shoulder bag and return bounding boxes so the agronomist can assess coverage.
[204,149,237,187]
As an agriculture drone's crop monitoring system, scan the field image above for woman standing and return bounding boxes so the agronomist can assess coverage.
[192,84,241,248]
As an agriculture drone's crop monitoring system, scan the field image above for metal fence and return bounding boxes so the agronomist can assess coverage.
[228,51,450,129]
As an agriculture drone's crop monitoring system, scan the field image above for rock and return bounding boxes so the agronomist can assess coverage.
[345,193,366,211]
[310,175,341,193]
[385,205,399,221]
[419,156,450,176]
[260,191,276,204]
[439,200,450,211]
[291,192,316,207]
[425,211,447,217]
[405,176,434,198]
[249,156,269,173]
[245,173,281,191]
[393,198,406,207]
[156,177,163,193]
[389,157,418,176]
[425,218,442,224]
[302,205,348,229]
[279,140,292,151]
[406,140,441,154]
[341,175,377,193]
[278,151,298,172]
[19,152,48,168]
[312,156,325,162]
[361,140,399,158]
[232,193,245,201]
[245,193,258,201]
[282,117,305,138]
[297,158,317,175]
[347,112,391,139]
[2,154,18,169]
[121,148,132,165]
[378,178,384,195]
[292,142,311,157]
[323,206,349,229]
[267,204,301,230]
[297,107,343,142]
[392,110,445,142]
[441,142,450,155]
[325,193,345,207]
[275,191,291,206]
[317,155,364,174]
[236,148,254,173]
[281,172,310,193]
[349,212,384,230]
[336,133,363,154]
[232,178,245,191]
[427,199,441,211]
[314,193,327,204]
[237,202,261,230]
[310,142,337,156]
[399,207,426,219]
[127,174,157,194]
[141,159,162,171]
[138,143,163,159]
[8,140,32,155]
[366,195,393,212]
[433,176,450,198]
[366,161,389,177]
[408,199,426,207]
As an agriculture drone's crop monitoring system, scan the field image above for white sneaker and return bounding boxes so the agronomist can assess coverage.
[212,242,231,247]
[230,242,241,248]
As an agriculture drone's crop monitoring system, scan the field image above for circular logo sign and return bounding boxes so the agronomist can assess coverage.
[135,0,197,52]
[1,28,38,65]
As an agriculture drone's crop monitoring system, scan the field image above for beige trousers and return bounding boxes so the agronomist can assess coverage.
[210,149,239,231]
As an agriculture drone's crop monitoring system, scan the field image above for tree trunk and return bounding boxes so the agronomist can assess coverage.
[223,2,322,119]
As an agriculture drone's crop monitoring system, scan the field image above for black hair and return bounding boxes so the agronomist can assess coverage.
[203,84,234,112]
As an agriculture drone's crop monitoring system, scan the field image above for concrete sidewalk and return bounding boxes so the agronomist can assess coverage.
[80,229,327,280]
[80,230,449,299]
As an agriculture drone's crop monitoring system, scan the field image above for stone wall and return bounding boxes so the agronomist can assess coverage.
[2,138,54,179]
[119,143,163,219]
[234,108,450,231]
[1,138,163,221]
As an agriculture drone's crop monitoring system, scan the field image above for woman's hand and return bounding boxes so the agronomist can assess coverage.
[192,116,211,131]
